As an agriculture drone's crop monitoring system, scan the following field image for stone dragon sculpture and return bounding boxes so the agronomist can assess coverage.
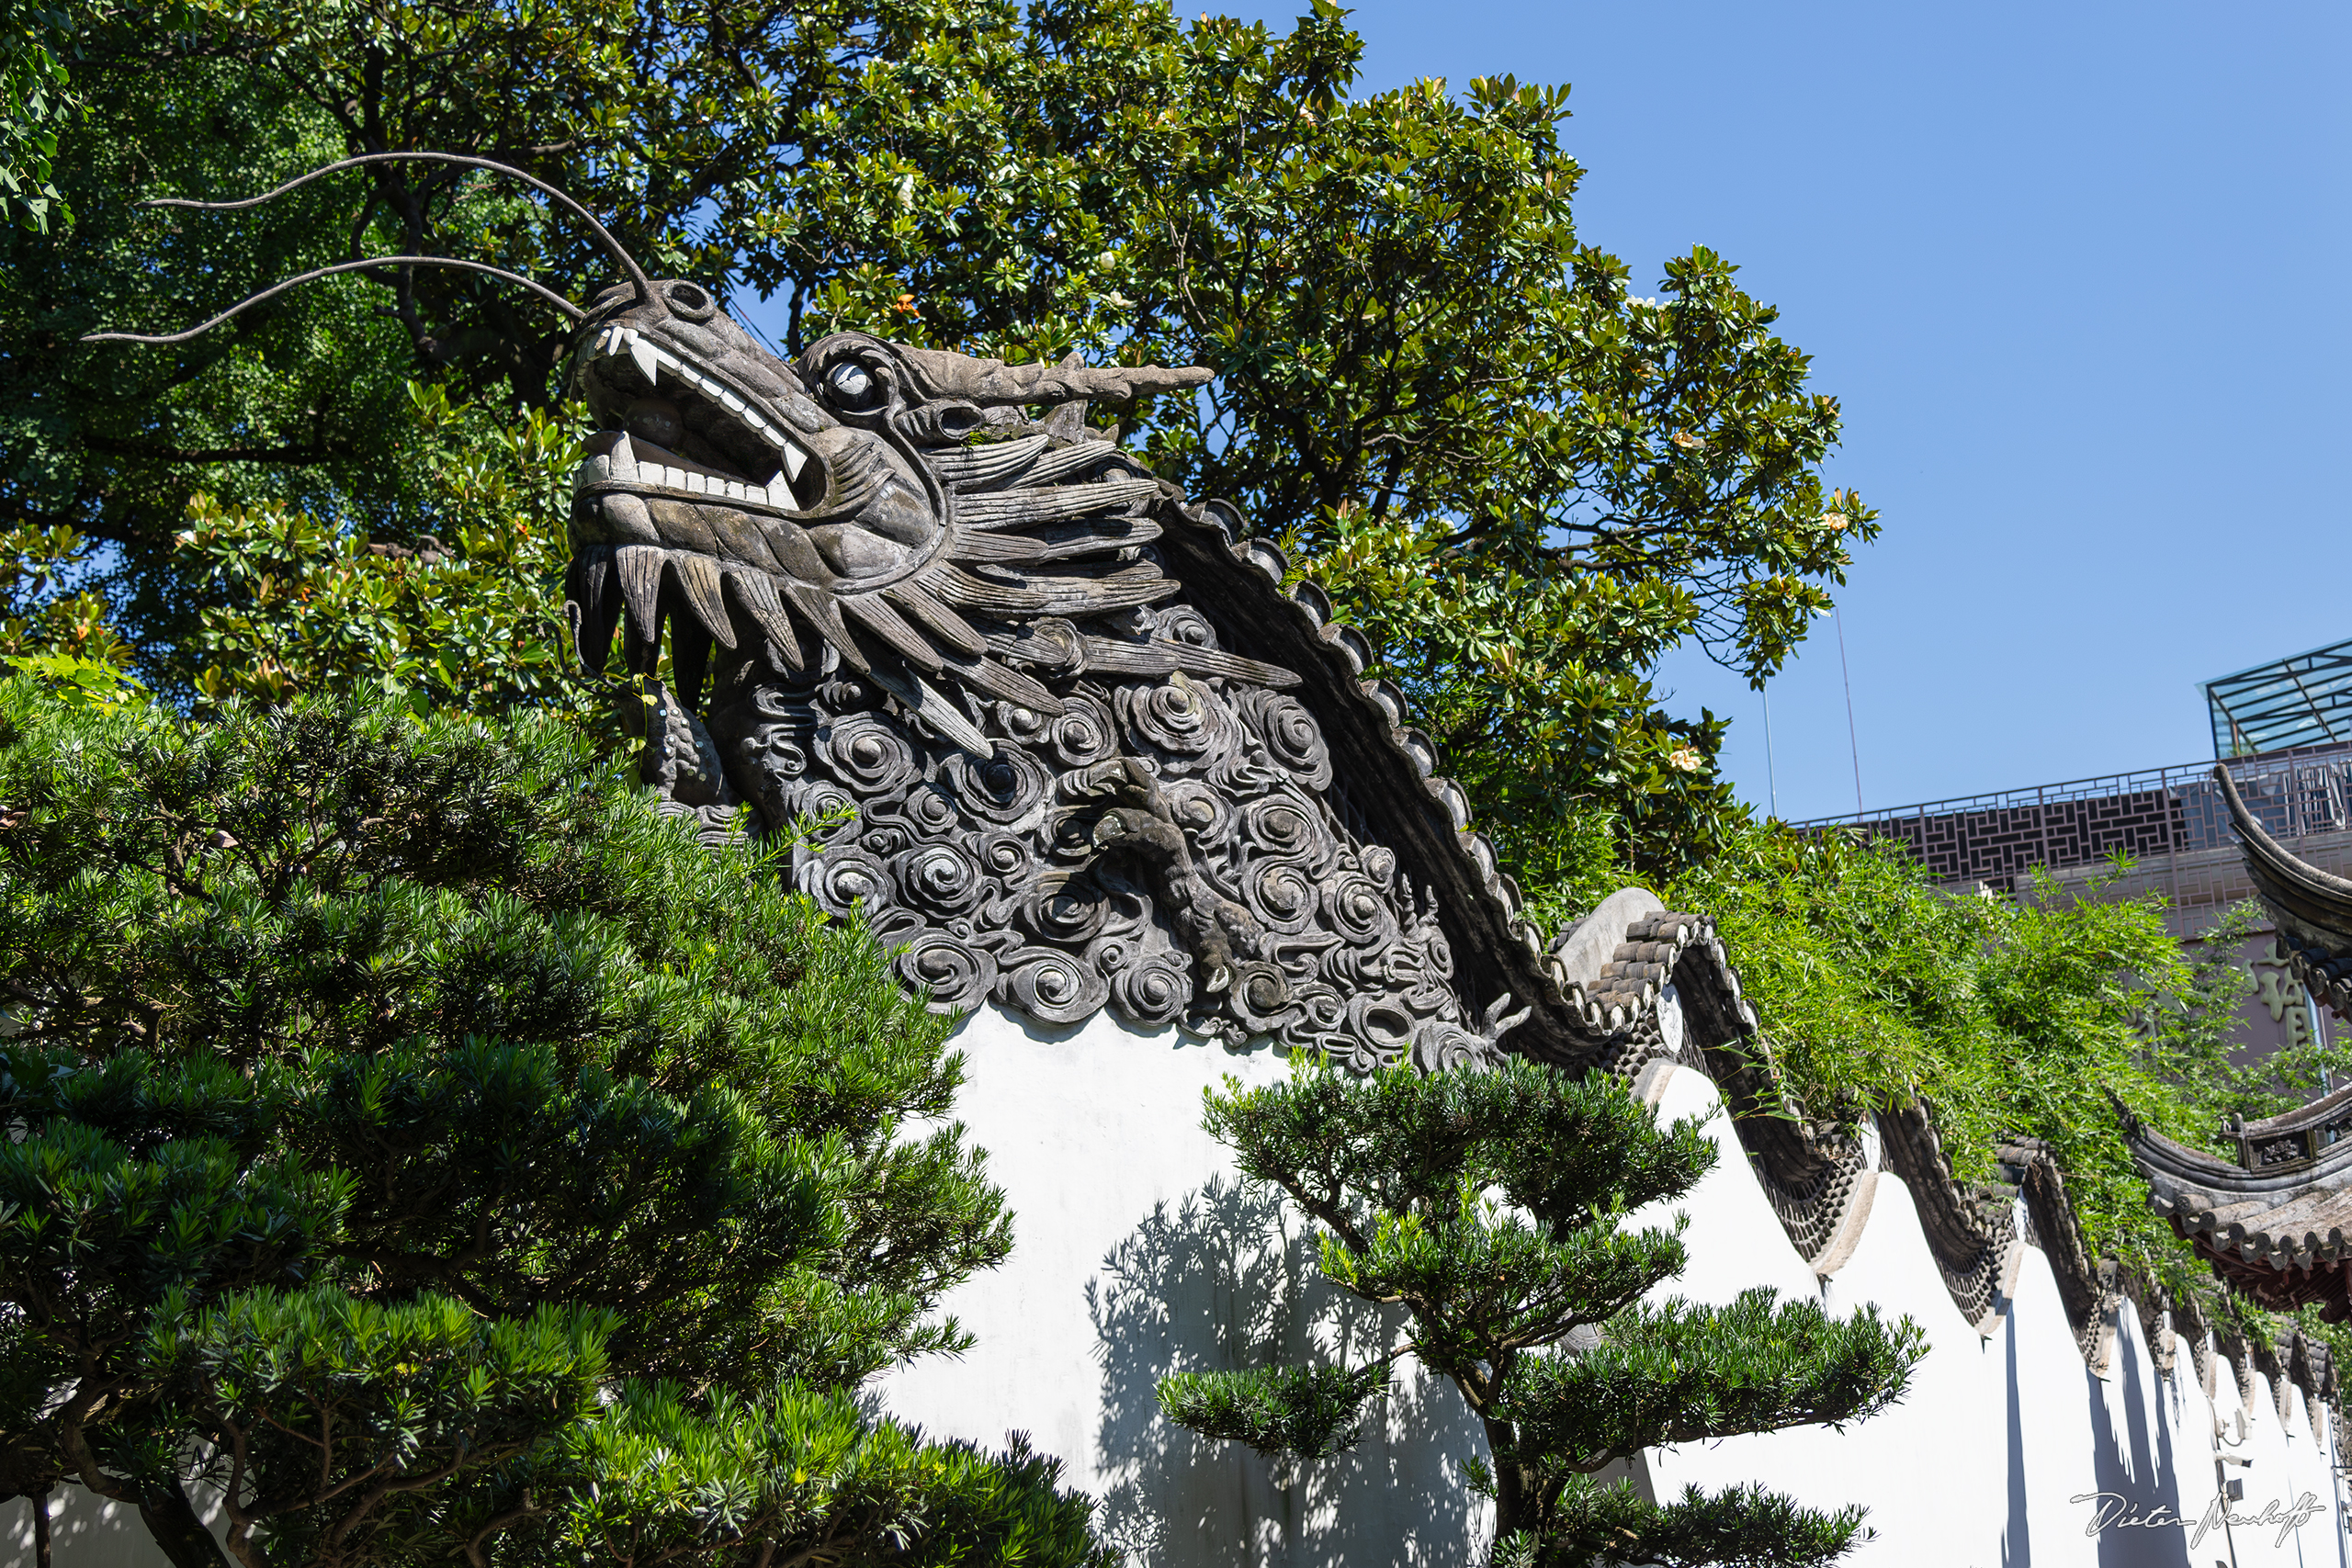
[558,272,1519,1067]
[91,152,1523,1070]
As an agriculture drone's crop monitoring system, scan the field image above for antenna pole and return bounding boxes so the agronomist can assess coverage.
[1837,607,1862,815]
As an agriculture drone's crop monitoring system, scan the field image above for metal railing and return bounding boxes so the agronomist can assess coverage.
[1792,741,2352,888]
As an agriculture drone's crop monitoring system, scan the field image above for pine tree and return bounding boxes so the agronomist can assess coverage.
[1157,1057,1923,1567]
[0,676,1106,1568]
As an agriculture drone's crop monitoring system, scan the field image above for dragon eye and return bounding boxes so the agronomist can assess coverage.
[829,362,877,408]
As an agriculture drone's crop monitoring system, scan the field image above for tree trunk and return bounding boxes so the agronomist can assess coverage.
[30,1489,52,1568]
[139,1479,232,1568]
[1482,1416,1532,1550]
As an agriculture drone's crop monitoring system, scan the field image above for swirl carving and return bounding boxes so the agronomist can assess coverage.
[1238,689,1332,792]
[895,927,999,1010]
[1005,949,1111,1024]
[899,841,984,916]
[807,845,891,917]
[1111,945,1194,1025]
[821,713,920,795]
[1153,604,1219,648]
[1248,858,1319,934]
[1117,673,1240,770]
[946,744,1051,825]
[707,596,1507,1069]
[1048,694,1119,770]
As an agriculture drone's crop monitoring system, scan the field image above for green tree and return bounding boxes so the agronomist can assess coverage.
[0,680,1104,1567]
[1156,1057,1923,1566]
[0,4,80,232]
[168,383,586,714]
[15,0,1869,877]
[1668,821,2352,1325]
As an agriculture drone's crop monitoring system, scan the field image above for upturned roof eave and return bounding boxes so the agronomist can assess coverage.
[2219,761,2352,944]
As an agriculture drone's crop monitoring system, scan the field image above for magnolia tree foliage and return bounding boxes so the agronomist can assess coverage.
[0,681,1106,1568]
[6,0,1871,878]
[1156,1059,1924,1567]
[0,5,77,232]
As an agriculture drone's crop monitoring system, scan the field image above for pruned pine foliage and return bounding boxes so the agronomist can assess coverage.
[0,681,1107,1568]
[1156,1363,1390,1462]
[1158,1056,1924,1566]
[1501,1481,1870,1568]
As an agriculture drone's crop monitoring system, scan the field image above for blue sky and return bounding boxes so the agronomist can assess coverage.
[1218,0,2352,821]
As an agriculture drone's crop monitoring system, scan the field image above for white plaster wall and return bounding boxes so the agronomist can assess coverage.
[1634,1058,2350,1568]
[892,1001,2351,1567]
[8,1485,227,1568]
[877,1003,1491,1566]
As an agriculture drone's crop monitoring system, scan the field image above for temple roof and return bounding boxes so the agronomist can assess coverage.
[2125,760,2352,1317]
[2127,1092,2352,1318]
[2218,761,2352,1020]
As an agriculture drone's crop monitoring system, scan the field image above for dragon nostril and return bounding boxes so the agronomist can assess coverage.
[662,280,716,320]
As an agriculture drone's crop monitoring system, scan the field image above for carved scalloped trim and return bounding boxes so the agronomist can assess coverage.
[1879,1104,2020,1335]
[1172,505,1569,1012]
[2000,1138,2120,1372]
[2216,1325,2262,1416]
[2291,1330,2339,1440]
[1572,904,1878,1275]
[2175,1291,2219,1398]
[2123,1273,2175,1378]
[1184,494,1780,1051]
[2160,1295,2338,1436]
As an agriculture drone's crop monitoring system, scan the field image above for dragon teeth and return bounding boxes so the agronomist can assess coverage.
[672,553,736,649]
[628,330,661,385]
[616,545,664,633]
[590,326,813,500]
[571,430,639,489]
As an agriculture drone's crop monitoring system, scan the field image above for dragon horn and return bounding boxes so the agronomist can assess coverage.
[892,344,1212,405]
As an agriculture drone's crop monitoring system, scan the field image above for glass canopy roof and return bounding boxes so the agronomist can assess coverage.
[2205,636,2352,757]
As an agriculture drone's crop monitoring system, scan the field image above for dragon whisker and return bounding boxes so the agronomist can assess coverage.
[82,255,588,344]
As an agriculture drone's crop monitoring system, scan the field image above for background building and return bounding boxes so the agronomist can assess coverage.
[1796,641,2352,1065]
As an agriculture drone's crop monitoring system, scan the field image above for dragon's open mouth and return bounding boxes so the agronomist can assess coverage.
[558,302,1250,749]
[572,322,829,512]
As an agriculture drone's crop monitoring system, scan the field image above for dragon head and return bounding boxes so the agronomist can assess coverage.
[557,276,1215,731]
[565,280,948,590]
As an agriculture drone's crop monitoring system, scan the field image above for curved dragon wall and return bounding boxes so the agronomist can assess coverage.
[28,321,2350,1565]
